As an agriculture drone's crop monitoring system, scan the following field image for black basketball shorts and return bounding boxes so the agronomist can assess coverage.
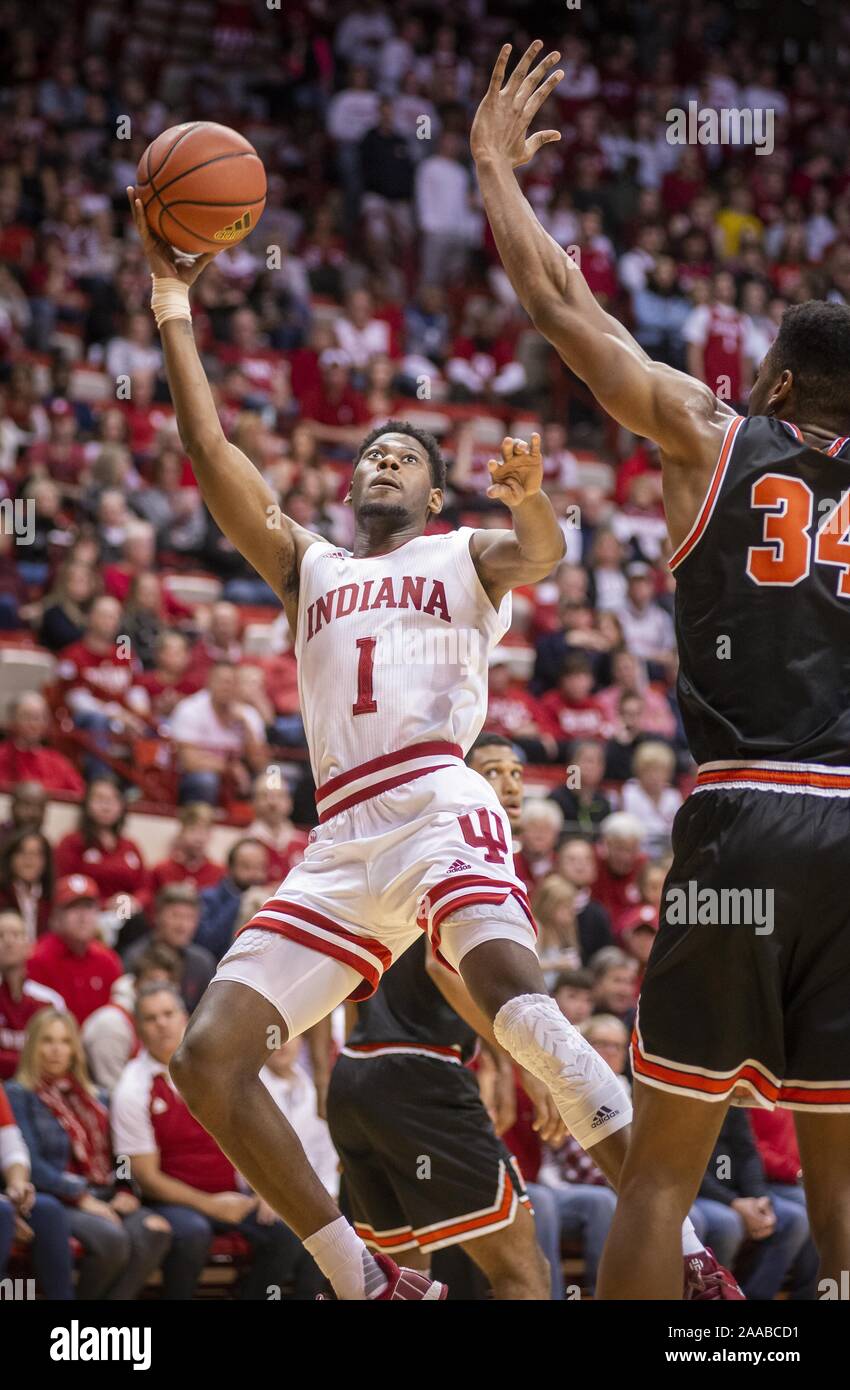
[326,1049,530,1254]
[633,764,850,1111]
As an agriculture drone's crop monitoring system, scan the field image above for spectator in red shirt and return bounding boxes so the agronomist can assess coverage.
[150,803,225,898]
[111,981,311,1300]
[27,874,122,1024]
[298,349,371,447]
[683,269,753,404]
[0,908,65,1079]
[593,812,647,938]
[55,594,148,775]
[486,650,558,763]
[185,601,243,685]
[245,774,309,882]
[54,778,149,913]
[0,829,54,942]
[0,691,84,795]
[539,653,612,756]
[135,631,201,723]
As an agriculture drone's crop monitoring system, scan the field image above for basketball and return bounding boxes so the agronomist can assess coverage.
[136,121,266,255]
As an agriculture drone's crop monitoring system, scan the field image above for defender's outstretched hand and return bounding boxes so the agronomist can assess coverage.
[126,186,219,284]
[470,41,564,169]
[486,433,544,508]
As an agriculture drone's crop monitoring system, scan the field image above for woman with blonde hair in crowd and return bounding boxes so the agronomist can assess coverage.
[531,874,582,989]
[621,740,682,856]
[7,1008,170,1299]
[34,554,101,651]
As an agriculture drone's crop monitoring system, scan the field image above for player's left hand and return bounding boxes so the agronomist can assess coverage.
[521,1071,567,1145]
[126,186,219,284]
[470,42,564,170]
[486,434,544,508]
[256,1199,278,1226]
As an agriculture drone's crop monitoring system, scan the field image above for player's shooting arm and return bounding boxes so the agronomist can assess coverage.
[470,46,734,469]
[127,189,323,626]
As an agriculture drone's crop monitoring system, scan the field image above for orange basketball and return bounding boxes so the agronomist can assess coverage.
[136,121,266,255]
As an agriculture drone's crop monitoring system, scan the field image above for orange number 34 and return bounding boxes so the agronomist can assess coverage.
[747,475,850,596]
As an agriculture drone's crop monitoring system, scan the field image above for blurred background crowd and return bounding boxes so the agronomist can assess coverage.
[0,0,844,1298]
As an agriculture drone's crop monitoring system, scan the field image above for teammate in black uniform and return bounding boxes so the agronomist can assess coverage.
[472,41,850,1298]
[326,736,560,1300]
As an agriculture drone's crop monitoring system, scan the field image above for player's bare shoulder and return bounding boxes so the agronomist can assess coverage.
[653,368,739,555]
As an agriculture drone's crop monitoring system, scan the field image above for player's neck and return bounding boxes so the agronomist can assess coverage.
[352,519,423,558]
[775,415,844,449]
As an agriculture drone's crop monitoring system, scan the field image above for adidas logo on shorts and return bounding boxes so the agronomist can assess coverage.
[446,859,471,873]
[590,1104,619,1129]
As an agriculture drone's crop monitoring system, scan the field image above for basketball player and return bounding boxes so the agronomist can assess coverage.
[326,734,564,1301]
[470,42,850,1298]
[128,189,633,1301]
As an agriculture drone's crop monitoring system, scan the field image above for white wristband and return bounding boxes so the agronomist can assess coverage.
[150,275,191,329]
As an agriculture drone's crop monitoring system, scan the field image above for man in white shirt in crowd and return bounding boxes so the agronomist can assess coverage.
[616,563,675,671]
[414,131,475,287]
[261,1041,339,1200]
[167,663,268,806]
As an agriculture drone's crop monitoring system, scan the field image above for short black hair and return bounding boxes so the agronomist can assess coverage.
[356,419,447,492]
[466,732,524,764]
[552,968,593,993]
[227,836,267,871]
[771,301,850,416]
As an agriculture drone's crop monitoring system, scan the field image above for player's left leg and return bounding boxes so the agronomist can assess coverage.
[458,1201,550,1300]
[455,937,631,1183]
[596,1081,731,1299]
[793,1111,850,1286]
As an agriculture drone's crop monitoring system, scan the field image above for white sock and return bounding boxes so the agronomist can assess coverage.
[681,1217,705,1257]
[303,1216,389,1300]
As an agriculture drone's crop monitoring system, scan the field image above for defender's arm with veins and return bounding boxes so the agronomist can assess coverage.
[470,44,735,549]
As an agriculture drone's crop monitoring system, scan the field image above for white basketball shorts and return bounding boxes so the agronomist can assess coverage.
[213,759,537,1037]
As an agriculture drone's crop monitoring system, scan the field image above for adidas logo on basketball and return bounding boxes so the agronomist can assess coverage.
[446,859,471,873]
[214,210,253,241]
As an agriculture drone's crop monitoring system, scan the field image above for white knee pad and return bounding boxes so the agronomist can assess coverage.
[493,993,632,1150]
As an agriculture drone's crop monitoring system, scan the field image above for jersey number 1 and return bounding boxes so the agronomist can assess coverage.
[352,637,378,715]
[747,476,850,595]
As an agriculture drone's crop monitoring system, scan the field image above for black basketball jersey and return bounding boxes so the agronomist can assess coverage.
[346,936,477,1062]
[671,414,850,766]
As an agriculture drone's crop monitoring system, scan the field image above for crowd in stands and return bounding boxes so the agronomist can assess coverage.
[1,0,842,1296]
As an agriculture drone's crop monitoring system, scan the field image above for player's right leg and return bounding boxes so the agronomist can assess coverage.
[793,1112,850,1286]
[595,1081,731,1299]
[171,936,439,1300]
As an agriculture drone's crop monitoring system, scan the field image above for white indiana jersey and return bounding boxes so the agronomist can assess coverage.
[295,526,511,794]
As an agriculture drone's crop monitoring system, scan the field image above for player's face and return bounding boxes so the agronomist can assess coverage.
[349,433,440,524]
[748,345,788,417]
[469,746,524,831]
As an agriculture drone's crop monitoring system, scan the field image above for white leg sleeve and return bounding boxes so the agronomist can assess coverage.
[494,993,632,1150]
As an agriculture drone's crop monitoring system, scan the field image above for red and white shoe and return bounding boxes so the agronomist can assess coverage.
[683,1249,745,1300]
[317,1253,448,1301]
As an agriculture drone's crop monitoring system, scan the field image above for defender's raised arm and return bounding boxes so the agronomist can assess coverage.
[127,189,321,629]
[470,45,735,545]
